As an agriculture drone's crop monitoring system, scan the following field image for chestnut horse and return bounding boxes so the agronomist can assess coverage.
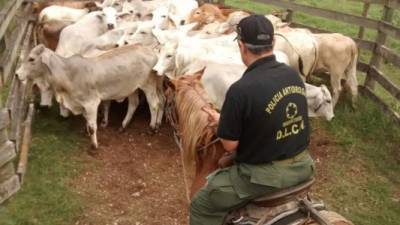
[169,73,225,198]
[170,73,354,225]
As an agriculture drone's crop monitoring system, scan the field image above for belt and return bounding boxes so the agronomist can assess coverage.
[273,150,309,165]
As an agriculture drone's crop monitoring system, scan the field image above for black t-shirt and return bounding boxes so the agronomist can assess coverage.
[217,55,310,164]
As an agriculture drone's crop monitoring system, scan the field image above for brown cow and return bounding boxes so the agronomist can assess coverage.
[186,3,226,29]
[36,20,73,50]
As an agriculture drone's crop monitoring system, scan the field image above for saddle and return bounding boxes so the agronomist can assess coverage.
[225,178,338,225]
[252,177,315,207]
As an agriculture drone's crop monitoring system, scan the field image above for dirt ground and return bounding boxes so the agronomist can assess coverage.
[72,101,336,225]
[73,102,189,225]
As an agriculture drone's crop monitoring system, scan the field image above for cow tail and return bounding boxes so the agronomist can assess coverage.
[346,42,358,81]
[345,41,359,101]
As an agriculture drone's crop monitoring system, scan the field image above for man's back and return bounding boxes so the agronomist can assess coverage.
[217,55,310,164]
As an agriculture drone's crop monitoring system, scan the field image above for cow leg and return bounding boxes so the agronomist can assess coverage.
[100,100,111,128]
[83,101,100,149]
[346,67,358,108]
[39,88,53,107]
[155,90,165,128]
[330,72,342,108]
[59,104,70,118]
[121,90,140,131]
[143,88,161,132]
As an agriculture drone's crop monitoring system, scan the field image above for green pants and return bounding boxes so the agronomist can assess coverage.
[189,153,314,225]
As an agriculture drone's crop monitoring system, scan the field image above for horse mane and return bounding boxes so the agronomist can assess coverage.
[172,73,219,167]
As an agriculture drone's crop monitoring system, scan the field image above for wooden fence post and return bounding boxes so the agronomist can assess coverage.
[358,2,371,39]
[285,0,295,22]
[0,108,19,204]
[364,3,394,89]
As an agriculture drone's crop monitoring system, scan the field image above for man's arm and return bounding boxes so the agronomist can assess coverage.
[220,139,238,152]
[202,107,239,152]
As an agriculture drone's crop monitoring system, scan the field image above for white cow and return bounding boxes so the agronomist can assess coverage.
[123,21,160,48]
[304,83,334,120]
[56,8,118,57]
[42,8,118,117]
[274,30,318,78]
[101,0,124,11]
[81,26,138,57]
[122,0,168,21]
[16,44,164,149]
[151,6,176,30]
[312,33,358,107]
[153,33,242,78]
[200,61,334,120]
[190,21,231,38]
[167,0,198,26]
[39,5,90,23]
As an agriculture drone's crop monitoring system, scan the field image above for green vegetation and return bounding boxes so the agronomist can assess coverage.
[314,96,400,225]
[0,106,88,225]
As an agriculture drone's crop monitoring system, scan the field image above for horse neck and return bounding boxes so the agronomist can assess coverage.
[174,78,225,198]
[190,142,225,198]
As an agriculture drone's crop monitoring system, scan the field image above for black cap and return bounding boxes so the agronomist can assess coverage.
[236,14,274,47]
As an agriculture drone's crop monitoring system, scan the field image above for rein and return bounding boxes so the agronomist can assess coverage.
[274,32,318,77]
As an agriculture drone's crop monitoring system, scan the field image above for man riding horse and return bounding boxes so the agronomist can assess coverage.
[191,15,315,225]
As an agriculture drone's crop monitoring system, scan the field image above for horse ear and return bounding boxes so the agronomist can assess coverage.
[193,69,204,80]
[169,78,178,89]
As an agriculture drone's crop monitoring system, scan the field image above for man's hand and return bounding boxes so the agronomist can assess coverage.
[218,152,236,168]
[202,106,220,123]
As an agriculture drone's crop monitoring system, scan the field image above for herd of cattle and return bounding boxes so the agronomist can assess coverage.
[15,0,359,148]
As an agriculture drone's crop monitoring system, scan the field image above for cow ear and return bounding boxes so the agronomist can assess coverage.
[117,12,130,20]
[96,14,104,21]
[33,44,46,55]
[40,49,64,78]
[94,2,103,8]
[178,22,198,33]
[320,84,330,96]
[152,28,167,44]
[146,13,154,20]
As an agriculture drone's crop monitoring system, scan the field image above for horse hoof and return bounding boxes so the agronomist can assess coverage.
[119,127,126,133]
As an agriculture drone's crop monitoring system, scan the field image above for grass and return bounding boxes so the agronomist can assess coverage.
[312,96,400,225]
[0,106,88,225]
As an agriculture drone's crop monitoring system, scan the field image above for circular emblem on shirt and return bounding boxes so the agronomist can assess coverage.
[286,102,298,119]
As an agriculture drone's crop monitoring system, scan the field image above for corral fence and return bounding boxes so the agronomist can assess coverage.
[0,0,35,204]
[0,0,399,204]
